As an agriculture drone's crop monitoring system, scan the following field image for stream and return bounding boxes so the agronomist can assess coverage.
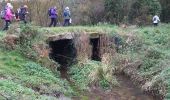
[73,75,158,100]
[59,67,159,100]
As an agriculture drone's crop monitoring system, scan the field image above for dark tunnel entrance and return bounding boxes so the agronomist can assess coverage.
[49,39,77,67]
[90,38,101,61]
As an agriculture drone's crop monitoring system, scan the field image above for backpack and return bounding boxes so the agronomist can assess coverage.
[64,11,69,17]
[0,9,6,19]
[48,9,51,16]
[19,8,26,15]
[153,17,157,21]
[48,8,56,16]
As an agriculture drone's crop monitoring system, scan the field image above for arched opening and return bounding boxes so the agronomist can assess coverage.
[49,39,76,78]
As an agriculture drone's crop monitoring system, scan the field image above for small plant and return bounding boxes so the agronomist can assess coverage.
[99,79,110,90]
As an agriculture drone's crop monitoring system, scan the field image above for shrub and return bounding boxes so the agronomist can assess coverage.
[17,24,40,59]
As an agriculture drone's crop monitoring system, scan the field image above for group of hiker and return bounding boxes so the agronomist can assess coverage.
[0,2,71,31]
[0,3,28,30]
[0,2,161,31]
[48,6,71,27]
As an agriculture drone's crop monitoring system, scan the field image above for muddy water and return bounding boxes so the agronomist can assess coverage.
[59,68,158,100]
[73,75,159,100]
[60,66,69,79]
[110,75,157,100]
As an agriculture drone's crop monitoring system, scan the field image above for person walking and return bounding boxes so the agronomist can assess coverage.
[19,5,29,24]
[63,7,71,26]
[48,6,57,27]
[153,15,160,26]
[15,8,20,21]
[3,3,14,31]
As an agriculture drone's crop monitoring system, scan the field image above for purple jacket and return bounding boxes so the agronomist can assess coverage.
[49,8,57,18]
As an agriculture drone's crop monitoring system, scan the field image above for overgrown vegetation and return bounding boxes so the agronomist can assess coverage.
[69,61,118,90]
[0,49,74,99]
[0,25,76,99]
[0,0,170,99]
[117,24,170,99]
[1,24,170,99]
[0,24,118,99]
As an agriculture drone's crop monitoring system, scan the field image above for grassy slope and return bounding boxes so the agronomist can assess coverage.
[43,24,170,98]
[0,48,73,100]
[120,24,170,99]
[0,24,170,99]
[0,24,119,100]
[138,25,170,99]
[42,24,170,99]
[0,25,118,100]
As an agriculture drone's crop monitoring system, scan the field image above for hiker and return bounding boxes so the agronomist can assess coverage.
[15,8,20,21]
[48,6,57,27]
[63,7,71,26]
[0,4,6,20]
[19,5,29,24]
[153,15,160,26]
[2,3,14,31]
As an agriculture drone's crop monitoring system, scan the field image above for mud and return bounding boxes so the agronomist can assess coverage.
[72,75,159,100]
[58,58,160,100]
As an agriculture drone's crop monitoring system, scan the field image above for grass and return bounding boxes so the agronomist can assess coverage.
[0,24,119,99]
[0,80,57,100]
[0,31,6,39]
[0,49,74,99]
[41,24,118,35]
[1,23,170,99]
[118,24,170,98]
[69,60,118,91]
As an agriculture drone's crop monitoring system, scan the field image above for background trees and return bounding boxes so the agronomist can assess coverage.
[0,0,169,27]
[159,0,170,23]
[104,0,161,25]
